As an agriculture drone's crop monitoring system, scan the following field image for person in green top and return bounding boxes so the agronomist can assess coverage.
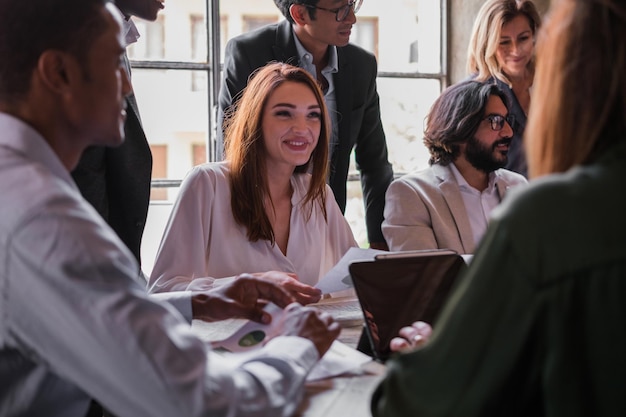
[371,0,626,415]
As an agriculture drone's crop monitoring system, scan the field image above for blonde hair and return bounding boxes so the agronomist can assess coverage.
[224,62,330,243]
[467,0,541,86]
[526,0,626,178]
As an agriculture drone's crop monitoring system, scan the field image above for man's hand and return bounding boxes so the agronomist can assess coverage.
[389,321,432,353]
[280,303,341,357]
[191,273,296,324]
[253,271,322,305]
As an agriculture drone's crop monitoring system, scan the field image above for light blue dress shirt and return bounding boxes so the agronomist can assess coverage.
[293,31,340,160]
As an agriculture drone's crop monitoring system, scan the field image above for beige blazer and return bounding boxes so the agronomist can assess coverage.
[382,163,527,254]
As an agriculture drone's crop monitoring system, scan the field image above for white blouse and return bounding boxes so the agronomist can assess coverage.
[149,162,357,292]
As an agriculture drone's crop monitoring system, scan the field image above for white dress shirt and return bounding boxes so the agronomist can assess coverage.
[0,113,318,417]
[149,162,357,293]
[449,163,501,247]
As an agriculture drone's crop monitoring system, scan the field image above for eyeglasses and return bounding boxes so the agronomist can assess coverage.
[304,0,363,22]
[483,114,515,131]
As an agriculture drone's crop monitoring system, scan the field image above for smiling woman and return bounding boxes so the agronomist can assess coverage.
[467,0,542,178]
[261,81,322,173]
[147,62,358,302]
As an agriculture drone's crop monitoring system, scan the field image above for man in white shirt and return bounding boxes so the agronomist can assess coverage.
[0,1,339,416]
[382,80,528,254]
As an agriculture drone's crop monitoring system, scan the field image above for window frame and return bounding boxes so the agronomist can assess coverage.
[131,0,448,186]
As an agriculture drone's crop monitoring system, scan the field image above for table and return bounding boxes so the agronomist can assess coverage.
[191,298,386,417]
[293,313,385,416]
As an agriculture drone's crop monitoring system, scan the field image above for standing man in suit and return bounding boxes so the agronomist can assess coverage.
[72,0,164,267]
[217,0,394,250]
[383,81,527,254]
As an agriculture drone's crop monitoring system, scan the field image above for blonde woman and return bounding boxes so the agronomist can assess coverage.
[149,63,357,303]
[467,0,541,177]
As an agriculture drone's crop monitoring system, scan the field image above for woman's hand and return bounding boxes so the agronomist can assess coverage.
[253,271,322,305]
[389,321,433,353]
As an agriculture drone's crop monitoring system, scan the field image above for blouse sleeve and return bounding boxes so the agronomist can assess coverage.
[148,166,217,293]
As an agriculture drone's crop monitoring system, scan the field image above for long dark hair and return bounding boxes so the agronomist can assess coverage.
[424,80,509,166]
[526,0,626,177]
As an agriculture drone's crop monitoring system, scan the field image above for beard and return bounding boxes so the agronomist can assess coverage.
[464,135,511,174]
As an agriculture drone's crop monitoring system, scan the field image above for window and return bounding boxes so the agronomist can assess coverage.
[150,145,168,201]
[352,17,378,58]
[242,15,278,33]
[130,0,446,272]
[127,16,165,60]
[191,14,208,91]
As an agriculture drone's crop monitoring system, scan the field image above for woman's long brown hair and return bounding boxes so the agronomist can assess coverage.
[223,62,330,244]
[526,0,626,178]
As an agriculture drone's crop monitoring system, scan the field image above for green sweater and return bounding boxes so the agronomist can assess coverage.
[372,140,626,417]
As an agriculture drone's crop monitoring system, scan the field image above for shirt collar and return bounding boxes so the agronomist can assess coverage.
[112,4,141,46]
[292,29,339,74]
[449,162,497,193]
[0,112,75,188]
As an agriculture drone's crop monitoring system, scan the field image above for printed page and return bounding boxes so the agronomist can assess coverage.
[315,247,386,294]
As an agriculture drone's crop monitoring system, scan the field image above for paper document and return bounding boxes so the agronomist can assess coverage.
[210,303,284,353]
[306,340,372,381]
[208,302,372,380]
[315,247,386,294]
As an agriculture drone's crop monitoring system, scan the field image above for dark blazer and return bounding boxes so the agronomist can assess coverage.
[217,20,393,244]
[492,77,528,177]
[72,58,152,265]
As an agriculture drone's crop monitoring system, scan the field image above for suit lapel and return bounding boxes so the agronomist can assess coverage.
[273,20,300,66]
[494,171,510,201]
[433,164,476,254]
[122,53,143,128]
[332,48,351,165]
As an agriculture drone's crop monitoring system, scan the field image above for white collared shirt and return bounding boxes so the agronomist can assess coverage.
[0,112,318,417]
[450,163,501,247]
[112,3,141,47]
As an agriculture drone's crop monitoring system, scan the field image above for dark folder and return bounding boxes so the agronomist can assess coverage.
[350,249,466,362]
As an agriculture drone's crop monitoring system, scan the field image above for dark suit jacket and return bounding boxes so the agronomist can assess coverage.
[72,73,152,265]
[217,20,393,244]
[494,77,528,178]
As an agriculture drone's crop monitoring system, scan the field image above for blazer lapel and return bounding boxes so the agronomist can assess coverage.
[332,48,352,166]
[121,53,143,128]
[433,164,476,254]
[494,171,511,201]
[273,20,300,66]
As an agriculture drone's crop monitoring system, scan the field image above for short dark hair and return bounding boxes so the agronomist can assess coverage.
[0,0,108,102]
[273,0,320,24]
[424,80,509,166]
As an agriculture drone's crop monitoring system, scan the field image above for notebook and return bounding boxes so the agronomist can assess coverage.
[350,249,467,362]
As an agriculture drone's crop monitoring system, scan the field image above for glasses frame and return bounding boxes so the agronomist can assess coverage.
[303,0,363,22]
[483,113,515,131]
